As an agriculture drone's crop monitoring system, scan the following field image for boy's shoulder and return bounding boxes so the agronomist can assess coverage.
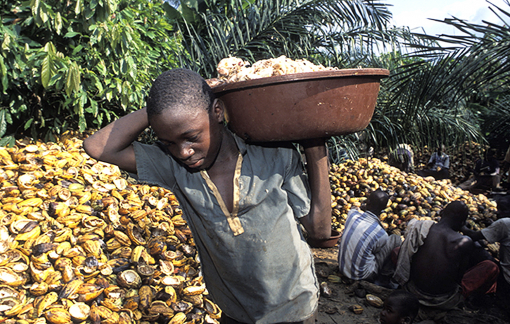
[234,132,299,160]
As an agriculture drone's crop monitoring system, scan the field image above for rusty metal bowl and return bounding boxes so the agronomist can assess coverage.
[212,68,390,142]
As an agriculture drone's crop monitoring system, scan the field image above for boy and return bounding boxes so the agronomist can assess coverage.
[83,69,332,323]
[338,190,401,283]
[379,290,420,324]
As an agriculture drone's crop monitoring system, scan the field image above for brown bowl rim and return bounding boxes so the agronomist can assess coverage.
[210,68,390,93]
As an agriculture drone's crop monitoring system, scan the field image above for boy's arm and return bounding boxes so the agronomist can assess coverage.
[444,155,450,169]
[428,153,437,167]
[299,138,332,240]
[83,108,149,174]
[460,225,485,241]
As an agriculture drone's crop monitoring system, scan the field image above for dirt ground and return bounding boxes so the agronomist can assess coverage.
[311,246,510,324]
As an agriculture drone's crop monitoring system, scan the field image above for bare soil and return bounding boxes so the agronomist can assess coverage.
[311,246,510,324]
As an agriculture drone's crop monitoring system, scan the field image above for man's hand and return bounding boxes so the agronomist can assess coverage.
[460,225,485,241]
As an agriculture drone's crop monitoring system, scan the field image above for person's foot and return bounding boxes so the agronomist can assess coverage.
[373,276,399,289]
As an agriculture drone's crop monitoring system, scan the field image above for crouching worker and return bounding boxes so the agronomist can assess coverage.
[461,195,510,296]
[338,190,402,286]
[389,144,414,173]
[83,69,333,324]
[379,290,420,324]
[393,201,498,312]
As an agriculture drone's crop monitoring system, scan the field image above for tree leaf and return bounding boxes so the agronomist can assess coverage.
[78,114,86,132]
[75,0,82,15]
[24,117,34,130]
[87,99,98,117]
[0,110,6,137]
[72,63,81,93]
[0,56,8,94]
[64,31,81,38]
[71,45,84,55]
[55,12,62,35]
[43,41,56,54]
[65,62,81,96]
[39,2,49,24]
[0,135,14,148]
[41,53,55,88]
[105,89,112,102]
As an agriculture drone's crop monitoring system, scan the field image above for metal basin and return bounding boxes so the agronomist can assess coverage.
[212,68,390,142]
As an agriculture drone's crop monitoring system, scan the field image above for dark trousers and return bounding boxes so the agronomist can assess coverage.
[417,168,449,180]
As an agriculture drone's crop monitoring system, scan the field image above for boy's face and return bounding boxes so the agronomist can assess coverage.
[150,100,224,171]
[380,298,409,324]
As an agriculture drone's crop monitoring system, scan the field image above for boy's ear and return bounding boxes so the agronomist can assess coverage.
[400,316,412,324]
[211,99,226,123]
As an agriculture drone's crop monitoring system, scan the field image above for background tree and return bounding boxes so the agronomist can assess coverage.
[1,0,507,164]
[165,0,446,160]
[164,0,399,77]
[0,0,180,144]
[377,0,510,155]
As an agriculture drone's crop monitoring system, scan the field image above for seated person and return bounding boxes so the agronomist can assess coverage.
[504,145,510,169]
[379,290,420,324]
[417,144,449,180]
[394,201,498,310]
[461,195,510,295]
[503,146,510,189]
[473,148,501,190]
[338,190,402,283]
[389,144,414,173]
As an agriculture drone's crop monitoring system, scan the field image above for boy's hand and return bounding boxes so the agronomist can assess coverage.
[299,138,332,241]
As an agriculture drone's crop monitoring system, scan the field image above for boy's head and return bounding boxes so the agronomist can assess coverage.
[146,69,226,171]
[364,189,389,216]
[441,200,469,230]
[436,143,444,154]
[380,290,419,324]
[147,68,215,118]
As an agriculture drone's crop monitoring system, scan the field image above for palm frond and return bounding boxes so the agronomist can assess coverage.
[170,0,396,77]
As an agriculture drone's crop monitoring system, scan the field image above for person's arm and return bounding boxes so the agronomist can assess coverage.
[83,108,149,174]
[427,153,435,167]
[298,138,332,240]
[458,236,475,282]
[460,225,485,241]
[474,159,482,175]
[492,159,500,175]
[444,155,450,169]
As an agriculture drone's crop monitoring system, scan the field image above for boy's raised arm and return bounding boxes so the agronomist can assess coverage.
[83,108,149,174]
[299,138,332,240]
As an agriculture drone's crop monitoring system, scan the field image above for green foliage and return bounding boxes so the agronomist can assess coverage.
[0,0,180,143]
[371,0,510,154]
[166,0,482,161]
[165,0,397,78]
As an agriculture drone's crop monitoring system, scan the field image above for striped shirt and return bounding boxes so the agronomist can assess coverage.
[338,209,388,280]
